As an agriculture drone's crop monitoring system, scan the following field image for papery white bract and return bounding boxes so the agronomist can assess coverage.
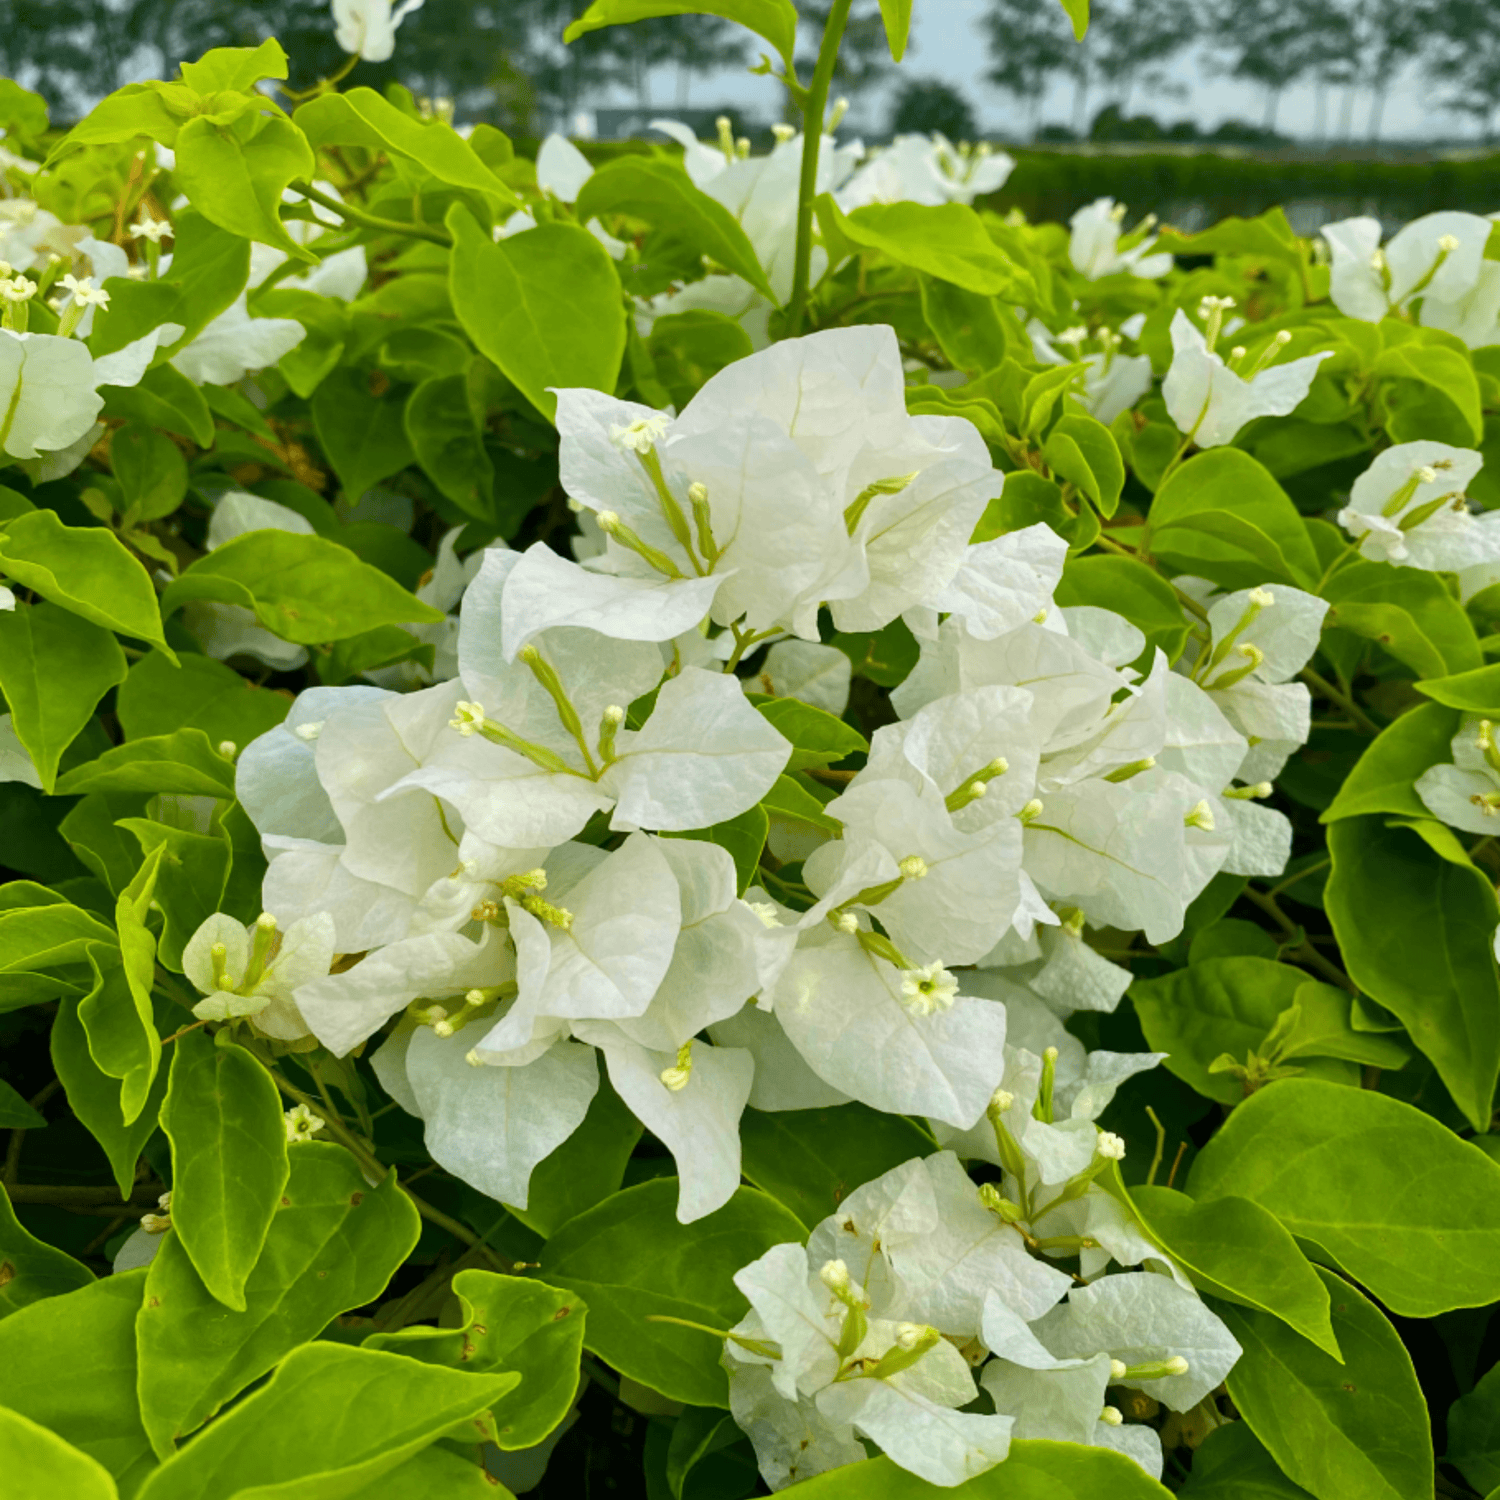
[1337,440,1498,571]
[1162,309,1330,449]
[1323,211,1492,323]
[331,0,425,62]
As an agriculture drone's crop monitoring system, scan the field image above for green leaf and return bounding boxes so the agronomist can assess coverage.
[820,197,1036,299]
[507,1077,643,1239]
[110,424,188,521]
[1055,554,1190,663]
[311,364,417,503]
[404,372,494,520]
[1218,1267,1432,1500]
[56,729,238,799]
[1276,981,1411,1070]
[118,820,230,970]
[447,206,626,423]
[1130,958,1308,1104]
[50,82,192,155]
[178,39,290,93]
[1058,0,1089,38]
[1148,448,1319,590]
[877,0,913,59]
[60,793,146,896]
[0,899,115,973]
[540,1179,805,1407]
[315,625,434,686]
[51,991,170,1198]
[91,214,249,357]
[0,604,127,792]
[136,1142,421,1455]
[159,1029,289,1315]
[578,157,775,301]
[564,0,799,66]
[1322,702,1460,822]
[1157,207,1305,273]
[1324,560,1483,678]
[1416,660,1500,713]
[760,772,842,834]
[160,531,443,645]
[0,1184,94,1318]
[342,1447,499,1497]
[102,362,214,448]
[116,651,289,750]
[1187,1078,1500,1317]
[294,88,519,208]
[780,1442,1170,1497]
[1122,1182,1339,1358]
[0,1406,119,1499]
[0,1272,155,1493]
[366,1269,583,1450]
[174,112,317,262]
[648,310,756,410]
[81,847,166,1124]
[917,276,1013,374]
[0,1077,45,1128]
[1326,816,1500,1129]
[740,1103,934,1230]
[0,508,172,655]
[662,805,768,896]
[1043,412,1124,516]
[1449,1358,1500,1494]
[1177,1421,1315,1497]
[135,1342,516,1500]
[1374,338,1483,446]
[748,695,867,771]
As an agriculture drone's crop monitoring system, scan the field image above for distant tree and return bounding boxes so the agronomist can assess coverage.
[981,0,1079,135]
[889,77,978,140]
[1429,0,1500,139]
[1200,0,1318,131]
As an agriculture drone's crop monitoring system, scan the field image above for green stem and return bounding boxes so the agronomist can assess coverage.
[784,0,852,337]
[1298,667,1380,736]
[1240,886,1358,994]
[288,181,452,247]
[1314,538,1361,595]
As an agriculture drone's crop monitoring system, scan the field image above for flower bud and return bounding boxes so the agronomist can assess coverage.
[819,1258,852,1295]
[1096,1131,1126,1161]
[1100,1405,1123,1426]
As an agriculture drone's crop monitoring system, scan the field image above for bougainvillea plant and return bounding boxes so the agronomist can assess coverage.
[4,2,1500,1497]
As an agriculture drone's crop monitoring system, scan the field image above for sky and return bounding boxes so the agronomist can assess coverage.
[597,0,1461,145]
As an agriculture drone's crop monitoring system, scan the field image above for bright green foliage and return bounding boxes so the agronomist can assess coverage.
[135,1342,515,1499]
[1189,1081,1500,1316]
[1122,1183,1340,1358]
[1218,1269,1432,1500]
[0,605,127,791]
[135,1143,420,1455]
[365,1270,585,1449]
[541,1180,805,1405]
[0,1189,93,1318]
[159,1030,289,1312]
[0,1407,121,1500]
[786,1443,1173,1496]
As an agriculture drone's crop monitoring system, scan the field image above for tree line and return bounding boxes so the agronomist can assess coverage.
[1,0,1496,142]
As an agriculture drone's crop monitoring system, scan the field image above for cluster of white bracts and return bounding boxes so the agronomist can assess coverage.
[180,325,1306,1488]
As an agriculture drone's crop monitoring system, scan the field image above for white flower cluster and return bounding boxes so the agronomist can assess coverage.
[724,1128,1241,1488]
[1322,210,1500,345]
[178,326,1303,1484]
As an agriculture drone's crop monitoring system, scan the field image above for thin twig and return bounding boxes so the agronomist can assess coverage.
[1299,666,1380,735]
[288,181,452,247]
[1165,1142,1188,1191]
[1240,885,1358,993]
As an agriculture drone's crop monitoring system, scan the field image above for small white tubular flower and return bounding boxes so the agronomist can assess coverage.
[129,215,171,244]
[58,273,108,308]
[0,276,35,303]
[899,961,960,1016]
[609,413,670,453]
[1096,1131,1126,1160]
[1338,440,1496,571]
[1162,309,1331,448]
[284,1103,325,1144]
[331,0,426,63]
